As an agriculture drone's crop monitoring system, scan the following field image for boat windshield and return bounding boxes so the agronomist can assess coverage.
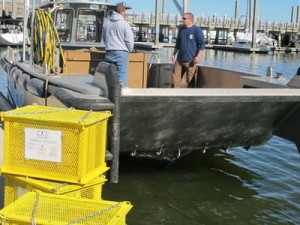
[55,8,74,42]
[76,9,104,43]
[54,8,104,44]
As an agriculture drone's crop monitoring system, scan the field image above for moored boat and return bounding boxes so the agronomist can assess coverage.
[232,32,275,53]
[0,32,23,46]
[1,0,300,183]
[0,11,23,46]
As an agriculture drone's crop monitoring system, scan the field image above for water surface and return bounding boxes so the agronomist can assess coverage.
[159,48,300,79]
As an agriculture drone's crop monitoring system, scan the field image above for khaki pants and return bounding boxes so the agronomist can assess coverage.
[171,61,198,88]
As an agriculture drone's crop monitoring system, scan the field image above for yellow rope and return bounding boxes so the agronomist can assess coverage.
[31,8,69,73]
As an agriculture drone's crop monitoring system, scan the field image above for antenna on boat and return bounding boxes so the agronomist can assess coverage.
[29,0,37,67]
[22,0,36,64]
[22,0,30,62]
[154,0,160,46]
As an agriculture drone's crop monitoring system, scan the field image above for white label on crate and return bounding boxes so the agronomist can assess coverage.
[24,128,62,163]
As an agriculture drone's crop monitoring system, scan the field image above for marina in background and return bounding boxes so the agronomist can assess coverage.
[1,0,300,51]
[128,0,300,52]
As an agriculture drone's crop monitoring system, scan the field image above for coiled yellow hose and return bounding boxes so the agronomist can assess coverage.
[30,8,68,73]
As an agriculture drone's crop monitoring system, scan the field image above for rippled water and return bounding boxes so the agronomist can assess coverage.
[204,50,299,79]
[160,48,300,79]
[0,47,299,225]
[104,136,300,225]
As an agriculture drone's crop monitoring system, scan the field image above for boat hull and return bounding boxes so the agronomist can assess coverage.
[119,89,300,161]
[1,58,300,162]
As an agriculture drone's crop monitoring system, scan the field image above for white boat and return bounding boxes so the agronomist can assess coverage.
[0,15,23,46]
[232,32,275,52]
[1,0,300,182]
[0,31,23,46]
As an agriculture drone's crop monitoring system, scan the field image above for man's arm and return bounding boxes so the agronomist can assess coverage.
[170,28,182,62]
[170,48,179,62]
[102,20,108,44]
[124,23,134,52]
[193,50,203,64]
[193,27,206,64]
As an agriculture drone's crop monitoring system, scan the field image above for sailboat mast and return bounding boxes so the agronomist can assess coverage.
[183,0,189,13]
[251,0,258,48]
[155,0,161,46]
[248,0,254,33]
[234,0,239,19]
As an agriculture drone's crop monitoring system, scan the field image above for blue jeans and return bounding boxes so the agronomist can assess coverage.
[105,50,129,87]
[0,67,8,98]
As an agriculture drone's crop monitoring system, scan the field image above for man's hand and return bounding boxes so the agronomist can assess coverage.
[193,50,204,64]
[193,55,201,64]
[170,54,176,62]
[171,49,178,62]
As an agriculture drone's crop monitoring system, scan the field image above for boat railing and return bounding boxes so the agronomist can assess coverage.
[6,46,20,63]
[0,26,22,34]
[149,51,161,63]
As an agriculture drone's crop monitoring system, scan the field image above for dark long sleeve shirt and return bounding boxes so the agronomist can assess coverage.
[175,25,206,62]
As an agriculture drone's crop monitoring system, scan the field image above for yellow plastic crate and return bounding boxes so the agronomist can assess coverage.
[0,105,111,184]
[4,175,107,206]
[0,192,132,225]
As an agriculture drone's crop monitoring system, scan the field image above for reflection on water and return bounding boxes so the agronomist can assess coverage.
[202,50,300,79]
[0,46,300,225]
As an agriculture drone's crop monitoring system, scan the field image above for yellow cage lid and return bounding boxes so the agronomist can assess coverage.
[6,174,107,194]
[1,105,112,126]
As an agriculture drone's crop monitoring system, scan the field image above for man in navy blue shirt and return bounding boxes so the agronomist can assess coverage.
[170,13,206,88]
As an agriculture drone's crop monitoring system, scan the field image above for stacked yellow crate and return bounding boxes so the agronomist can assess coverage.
[0,105,132,224]
[0,105,111,184]
[4,174,107,206]
[0,192,133,225]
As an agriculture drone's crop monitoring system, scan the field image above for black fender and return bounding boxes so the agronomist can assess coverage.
[17,73,31,90]
[12,68,23,81]
[47,85,114,111]
[26,78,48,97]
[4,63,12,73]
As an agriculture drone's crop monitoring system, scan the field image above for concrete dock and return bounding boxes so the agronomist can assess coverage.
[205,44,270,53]
[134,42,299,53]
